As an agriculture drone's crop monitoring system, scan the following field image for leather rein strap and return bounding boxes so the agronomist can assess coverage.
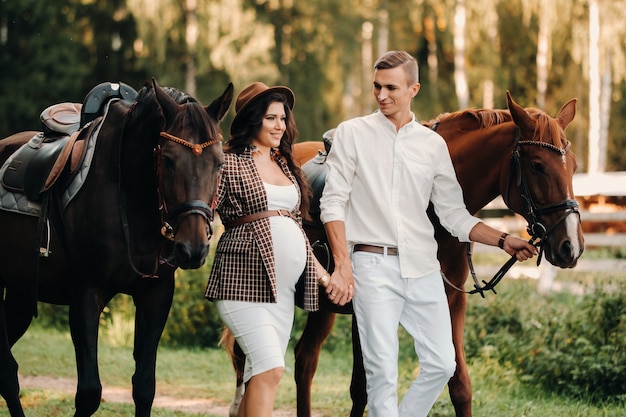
[224,209,296,230]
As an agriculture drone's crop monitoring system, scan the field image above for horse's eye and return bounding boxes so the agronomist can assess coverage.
[530,162,545,174]
[162,155,176,169]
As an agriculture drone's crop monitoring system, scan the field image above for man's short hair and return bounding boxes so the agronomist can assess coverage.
[374,51,419,85]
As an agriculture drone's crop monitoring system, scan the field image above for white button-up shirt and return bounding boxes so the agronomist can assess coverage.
[320,110,481,278]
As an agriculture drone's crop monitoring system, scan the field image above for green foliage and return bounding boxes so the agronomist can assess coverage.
[516,281,626,402]
[465,278,626,404]
[160,264,224,349]
[32,263,223,349]
[0,0,89,136]
[2,0,626,170]
[292,309,356,354]
[33,303,70,330]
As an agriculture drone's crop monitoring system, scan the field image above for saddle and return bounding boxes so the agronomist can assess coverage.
[301,148,329,229]
[1,82,138,203]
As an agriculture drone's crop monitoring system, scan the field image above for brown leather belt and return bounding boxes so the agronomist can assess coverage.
[224,209,295,229]
[353,244,398,256]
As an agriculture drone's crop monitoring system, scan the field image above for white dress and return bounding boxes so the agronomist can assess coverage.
[216,183,307,381]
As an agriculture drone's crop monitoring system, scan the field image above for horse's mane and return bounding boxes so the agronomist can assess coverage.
[425,108,512,130]
[134,83,219,140]
[424,107,566,148]
[529,111,568,149]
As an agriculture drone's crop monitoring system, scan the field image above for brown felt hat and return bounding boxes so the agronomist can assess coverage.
[230,82,295,136]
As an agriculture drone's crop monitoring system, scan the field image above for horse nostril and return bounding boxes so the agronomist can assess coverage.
[174,241,209,269]
[559,240,574,262]
[175,242,193,262]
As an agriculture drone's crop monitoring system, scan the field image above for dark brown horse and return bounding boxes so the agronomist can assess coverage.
[0,79,233,417]
[224,91,584,416]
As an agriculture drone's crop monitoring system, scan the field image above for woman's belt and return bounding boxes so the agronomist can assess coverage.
[223,209,295,229]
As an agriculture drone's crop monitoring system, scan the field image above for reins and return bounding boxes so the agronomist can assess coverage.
[436,125,580,298]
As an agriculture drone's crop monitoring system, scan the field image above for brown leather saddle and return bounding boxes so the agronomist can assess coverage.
[1,82,137,203]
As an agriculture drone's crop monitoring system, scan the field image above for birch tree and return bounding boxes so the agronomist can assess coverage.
[453,0,469,109]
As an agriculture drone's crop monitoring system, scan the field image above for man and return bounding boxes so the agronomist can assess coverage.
[319,50,536,417]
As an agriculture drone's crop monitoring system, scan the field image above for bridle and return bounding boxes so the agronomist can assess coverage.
[440,126,580,297]
[504,129,580,262]
[155,131,221,242]
[119,122,221,279]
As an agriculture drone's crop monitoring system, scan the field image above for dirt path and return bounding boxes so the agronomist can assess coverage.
[19,375,311,416]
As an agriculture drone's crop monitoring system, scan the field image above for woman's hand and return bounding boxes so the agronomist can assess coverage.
[325,261,354,306]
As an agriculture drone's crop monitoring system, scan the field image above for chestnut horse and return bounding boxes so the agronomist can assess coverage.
[0,79,233,417]
[224,91,584,417]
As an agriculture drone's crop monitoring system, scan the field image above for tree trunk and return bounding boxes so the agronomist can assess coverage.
[587,0,601,173]
[536,13,550,109]
[599,51,612,173]
[424,12,439,102]
[362,21,374,115]
[185,0,198,96]
[454,0,469,109]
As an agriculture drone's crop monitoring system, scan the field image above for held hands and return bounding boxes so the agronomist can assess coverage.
[500,233,537,261]
[320,262,354,306]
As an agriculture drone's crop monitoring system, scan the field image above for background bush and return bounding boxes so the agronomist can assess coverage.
[160,265,224,348]
[464,278,626,404]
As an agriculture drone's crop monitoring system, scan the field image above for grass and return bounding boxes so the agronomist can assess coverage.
[1,326,354,417]
[2,324,626,417]
[2,250,625,416]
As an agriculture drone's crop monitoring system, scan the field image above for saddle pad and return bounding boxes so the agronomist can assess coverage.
[0,98,118,217]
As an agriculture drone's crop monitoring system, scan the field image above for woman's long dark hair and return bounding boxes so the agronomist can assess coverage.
[226,92,311,220]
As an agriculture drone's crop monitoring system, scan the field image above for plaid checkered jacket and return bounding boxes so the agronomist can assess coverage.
[205,148,319,312]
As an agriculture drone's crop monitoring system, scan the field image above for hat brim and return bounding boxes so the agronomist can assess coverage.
[230,86,295,136]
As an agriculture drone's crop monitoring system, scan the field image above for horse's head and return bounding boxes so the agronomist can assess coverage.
[142,78,232,269]
[503,91,584,268]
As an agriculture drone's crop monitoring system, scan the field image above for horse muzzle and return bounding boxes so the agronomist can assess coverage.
[163,200,214,269]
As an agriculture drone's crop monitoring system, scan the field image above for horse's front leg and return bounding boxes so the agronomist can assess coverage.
[69,287,107,417]
[434,229,474,417]
[0,289,32,417]
[131,274,175,417]
[447,289,472,417]
[294,308,336,417]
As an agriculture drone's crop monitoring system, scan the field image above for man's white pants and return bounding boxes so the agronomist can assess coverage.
[351,251,456,417]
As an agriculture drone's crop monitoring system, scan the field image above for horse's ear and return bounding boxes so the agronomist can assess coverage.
[206,83,234,122]
[506,91,534,136]
[556,98,577,130]
[151,77,181,126]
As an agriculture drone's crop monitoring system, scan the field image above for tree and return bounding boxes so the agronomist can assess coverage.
[0,0,89,136]
[73,0,147,93]
[453,0,468,109]
[0,0,148,137]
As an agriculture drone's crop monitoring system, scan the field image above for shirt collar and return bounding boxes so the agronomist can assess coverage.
[373,110,418,132]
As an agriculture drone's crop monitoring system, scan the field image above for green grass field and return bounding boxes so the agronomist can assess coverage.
[2,322,625,417]
[2,247,625,416]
